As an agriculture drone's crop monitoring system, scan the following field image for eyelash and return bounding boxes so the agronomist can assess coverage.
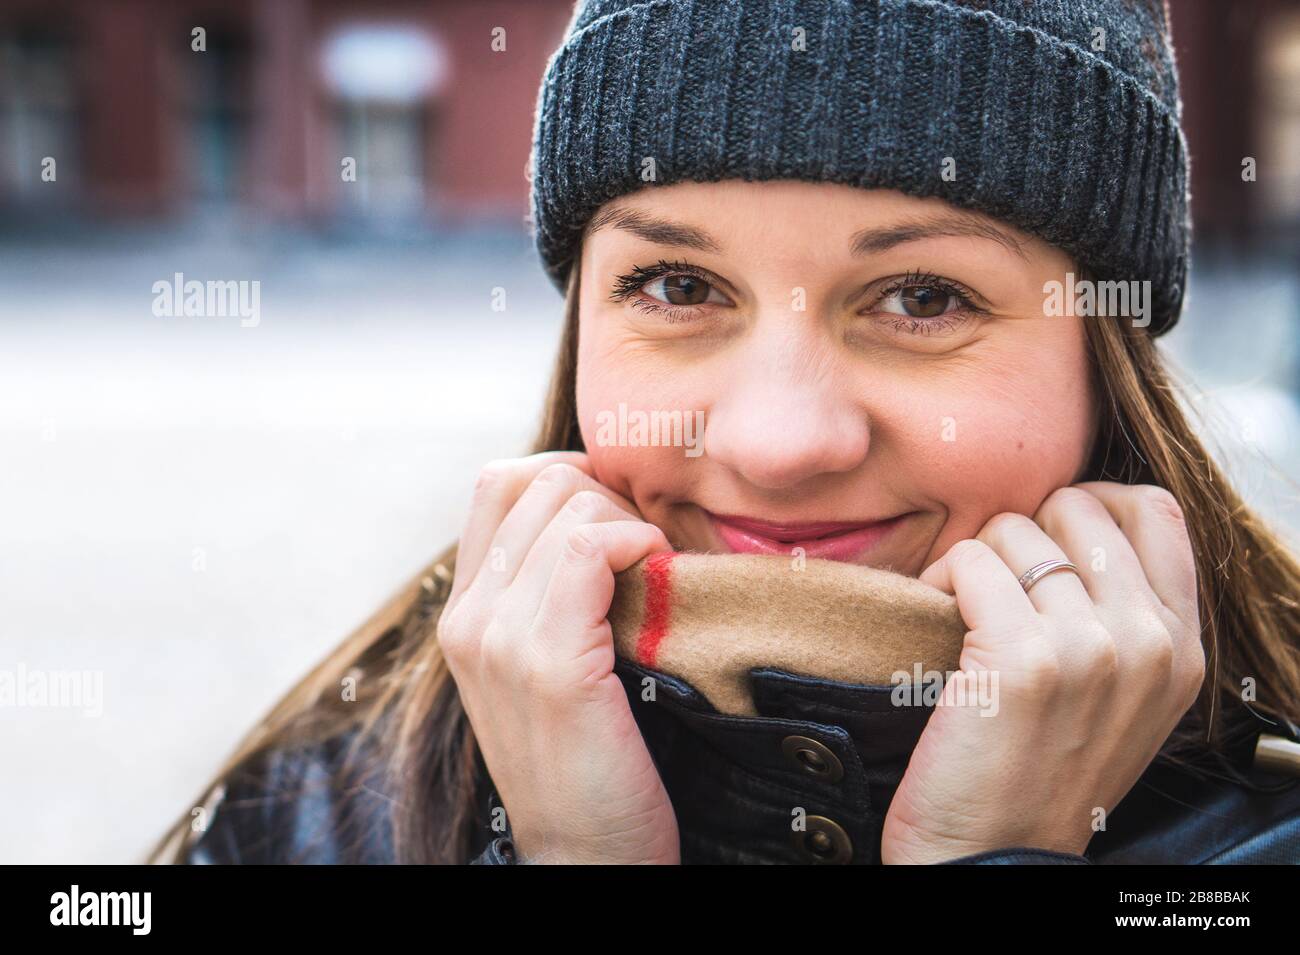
[608,261,986,333]
[873,270,987,335]
[609,259,718,323]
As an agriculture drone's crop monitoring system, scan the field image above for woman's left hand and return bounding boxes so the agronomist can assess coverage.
[880,482,1206,864]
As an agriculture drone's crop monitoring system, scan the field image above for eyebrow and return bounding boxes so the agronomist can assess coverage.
[585,206,1029,261]
[849,214,1029,261]
[585,206,722,254]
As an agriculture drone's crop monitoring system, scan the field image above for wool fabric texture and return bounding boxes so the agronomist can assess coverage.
[609,552,967,716]
[528,0,1190,336]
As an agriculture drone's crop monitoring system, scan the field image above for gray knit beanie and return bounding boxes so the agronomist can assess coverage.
[527,0,1190,336]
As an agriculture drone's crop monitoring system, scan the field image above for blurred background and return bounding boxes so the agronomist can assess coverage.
[1,0,1298,863]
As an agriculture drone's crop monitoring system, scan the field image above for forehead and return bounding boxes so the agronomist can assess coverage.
[583,180,1045,265]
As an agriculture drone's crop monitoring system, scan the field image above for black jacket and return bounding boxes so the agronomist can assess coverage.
[180,651,1300,865]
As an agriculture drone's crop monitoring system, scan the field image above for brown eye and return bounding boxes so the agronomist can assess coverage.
[647,274,716,306]
[862,273,984,340]
[896,285,953,317]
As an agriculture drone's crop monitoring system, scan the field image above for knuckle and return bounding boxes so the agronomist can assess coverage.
[1181,644,1208,698]
[1080,626,1120,679]
[1146,626,1178,673]
[1042,485,1096,514]
[436,611,471,661]
[983,511,1031,539]
[1185,632,1208,676]
[1133,615,1196,698]
[534,462,585,493]
[564,524,604,560]
[1124,607,1174,655]
[516,645,564,699]
[434,615,455,650]
[477,635,510,680]
[1018,640,1064,688]
[472,459,517,501]
[1040,488,1092,511]
[1137,485,1185,525]
[948,537,989,566]
[478,617,520,673]
[563,489,609,520]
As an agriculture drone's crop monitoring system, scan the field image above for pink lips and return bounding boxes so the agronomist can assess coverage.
[706,511,909,562]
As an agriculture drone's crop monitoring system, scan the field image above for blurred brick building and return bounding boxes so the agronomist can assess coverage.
[1173,0,1300,249]
[0,0,573,226]
[1,0,1298,249]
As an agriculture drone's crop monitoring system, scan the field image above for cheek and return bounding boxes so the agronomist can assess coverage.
[575,333,706,508]
[581,443,686,515]
[906,347,1095,547]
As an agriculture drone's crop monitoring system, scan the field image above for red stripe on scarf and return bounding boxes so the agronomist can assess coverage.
[635,551,676,667]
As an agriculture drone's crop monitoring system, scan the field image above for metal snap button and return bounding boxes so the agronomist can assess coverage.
[792,815,854,864]
[1255,733,1300,777]
[781,735,844,782]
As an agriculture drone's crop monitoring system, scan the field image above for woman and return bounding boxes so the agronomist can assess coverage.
[152,0,1300,864]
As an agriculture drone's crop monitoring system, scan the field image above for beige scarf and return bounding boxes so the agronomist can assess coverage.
[609,552,968,716]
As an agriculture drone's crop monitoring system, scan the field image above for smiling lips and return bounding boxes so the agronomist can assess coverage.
[706,511,909,562]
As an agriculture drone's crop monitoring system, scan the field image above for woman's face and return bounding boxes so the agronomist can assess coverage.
[574,179,1096,576]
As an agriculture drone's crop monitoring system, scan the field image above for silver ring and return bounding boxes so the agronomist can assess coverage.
[1016,559,1080,593]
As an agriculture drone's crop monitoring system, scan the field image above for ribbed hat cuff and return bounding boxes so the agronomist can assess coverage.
[530,0,1189,334]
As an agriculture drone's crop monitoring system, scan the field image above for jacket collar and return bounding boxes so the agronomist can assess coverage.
[615,656,936,864]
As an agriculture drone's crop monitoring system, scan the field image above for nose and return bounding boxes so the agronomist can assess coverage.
[702,327,870,491]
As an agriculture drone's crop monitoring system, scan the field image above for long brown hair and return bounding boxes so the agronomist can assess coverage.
[148,250,1300,864]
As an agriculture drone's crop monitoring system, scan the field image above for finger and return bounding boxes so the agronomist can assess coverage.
[1073,482,1199,629]
[920,538,1036,638]
[449,452,595,609]
[1032,486,1156,609]
[470,464,640,603]
[1071,482,1206,712]
[534,521,673,642]
[977,512,1094,618]
[506,490,646,615]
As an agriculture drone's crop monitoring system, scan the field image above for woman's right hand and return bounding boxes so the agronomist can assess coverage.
[437,451,680,864]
